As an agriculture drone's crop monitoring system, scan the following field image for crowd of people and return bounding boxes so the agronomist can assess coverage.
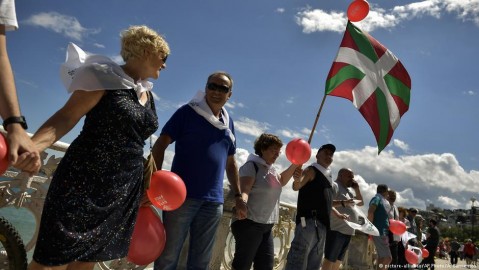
[1,1,477,270]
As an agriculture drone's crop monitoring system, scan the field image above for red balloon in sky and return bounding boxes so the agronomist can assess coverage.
[347,0,370,22]
[285,138,312,165]
[0,133,9,174]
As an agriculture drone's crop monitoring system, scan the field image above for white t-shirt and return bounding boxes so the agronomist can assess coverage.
[0,0,18,30]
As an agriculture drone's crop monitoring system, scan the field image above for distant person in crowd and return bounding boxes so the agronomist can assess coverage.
[27,25,170,269]
[230,133,299,270]
[415,214,426,248]
[419,219,440,270]
[406,208,418,246]
[368,184,392,270]
[387,189,400,269]
[449,237,460,265]
[0,0,41,174]
[152,71,246,270]
[464,239,476,266]
[321,168,364,270]
[396,207,410,268]
[285,144,347,270]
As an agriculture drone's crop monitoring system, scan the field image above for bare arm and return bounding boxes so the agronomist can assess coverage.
[226,155,247,219]
[0,26,40,173]
[278,164,299,186]
[352,181,364,206]
[0,26,19,120]
[368,204,376,223]
[292,167,314,191]
[151,134,172,170]
[31,90,104,152]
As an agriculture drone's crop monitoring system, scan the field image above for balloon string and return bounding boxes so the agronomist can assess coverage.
[307,94,328,144]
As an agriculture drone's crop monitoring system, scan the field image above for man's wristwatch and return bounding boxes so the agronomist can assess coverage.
[2,116,28,130]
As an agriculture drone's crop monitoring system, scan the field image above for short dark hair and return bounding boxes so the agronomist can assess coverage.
[207,71,234,90]
[430,219,437,226]
[377,184,388,194]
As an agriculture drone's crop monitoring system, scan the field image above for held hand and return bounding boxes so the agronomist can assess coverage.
[7,128,41,175]
[235,198,248,220]
[293,167,303,181]
[345,198,355,207]
[351,179,360,189]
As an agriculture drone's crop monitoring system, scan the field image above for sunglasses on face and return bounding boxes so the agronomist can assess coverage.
[207,82,230,93]
[162,55,168,63]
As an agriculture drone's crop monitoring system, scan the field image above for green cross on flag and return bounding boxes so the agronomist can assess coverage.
[325,21,411,153]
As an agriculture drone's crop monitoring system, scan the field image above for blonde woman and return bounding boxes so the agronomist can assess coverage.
[28,25,170,270]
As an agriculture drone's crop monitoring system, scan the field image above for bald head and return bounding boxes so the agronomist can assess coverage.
[337,168,355,187]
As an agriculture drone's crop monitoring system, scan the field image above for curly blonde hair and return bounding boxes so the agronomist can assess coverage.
[120,25,170,62]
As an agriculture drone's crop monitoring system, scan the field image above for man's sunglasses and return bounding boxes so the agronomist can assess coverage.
[207,83,230,93]
[162,55,168,63]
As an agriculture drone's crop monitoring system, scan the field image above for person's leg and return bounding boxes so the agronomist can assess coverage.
[231,219,268,270]
[322,230,342,270]
[373,236,392,270]
[66,262,96,270]
[285,219,317,270]
[306,221,327,270]
[154,199,201,270]
[389,241,398,269]
[28,260,68,270]
[252,224,274,270]
[187,201,223,270]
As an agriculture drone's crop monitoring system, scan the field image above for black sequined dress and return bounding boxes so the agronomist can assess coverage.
[33,89,158,266]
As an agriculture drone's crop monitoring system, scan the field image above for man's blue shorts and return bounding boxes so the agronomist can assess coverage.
[324,230,352,262]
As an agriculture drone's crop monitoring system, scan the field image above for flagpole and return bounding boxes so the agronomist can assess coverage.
[308,94,327,144]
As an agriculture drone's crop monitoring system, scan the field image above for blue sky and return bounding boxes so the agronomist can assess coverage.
[7,0,479,211]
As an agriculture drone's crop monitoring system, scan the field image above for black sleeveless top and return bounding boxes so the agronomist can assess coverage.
[295,166,333,229]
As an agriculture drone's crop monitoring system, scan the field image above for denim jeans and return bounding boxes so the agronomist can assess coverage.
[285,218,326,270]
[231,219,274,270]
[154,198,223,270]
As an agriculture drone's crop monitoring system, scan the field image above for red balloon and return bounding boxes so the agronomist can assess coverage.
[0,133,9,175]
[347,0,370,22]
[285,138,312,165]
[389,219,407,235]
[422,248,429,258]
[405,249,419,265]
[127,206,166,265]
[147,170,186,211]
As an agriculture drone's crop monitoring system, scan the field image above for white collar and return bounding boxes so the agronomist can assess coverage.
[188,91,235,143]
[309,162,333,183]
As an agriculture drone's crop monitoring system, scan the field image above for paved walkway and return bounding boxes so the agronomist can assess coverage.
[432,257,477,270]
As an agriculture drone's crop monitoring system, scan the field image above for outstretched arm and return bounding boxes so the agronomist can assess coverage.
[0,25,40,174]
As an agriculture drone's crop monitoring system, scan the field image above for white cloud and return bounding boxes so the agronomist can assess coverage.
[438,196,461,208]
[93,43,105,48]
[393,139,409,152]
[296,0,479,33]
[275,128,307,139]
[234,117,271,137]
[276,8,285,14]
[24,12,99,41]
[225,101,245,109]
[463,90,476,96]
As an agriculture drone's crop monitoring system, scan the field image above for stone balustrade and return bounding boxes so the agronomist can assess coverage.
[0,128,375,269]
